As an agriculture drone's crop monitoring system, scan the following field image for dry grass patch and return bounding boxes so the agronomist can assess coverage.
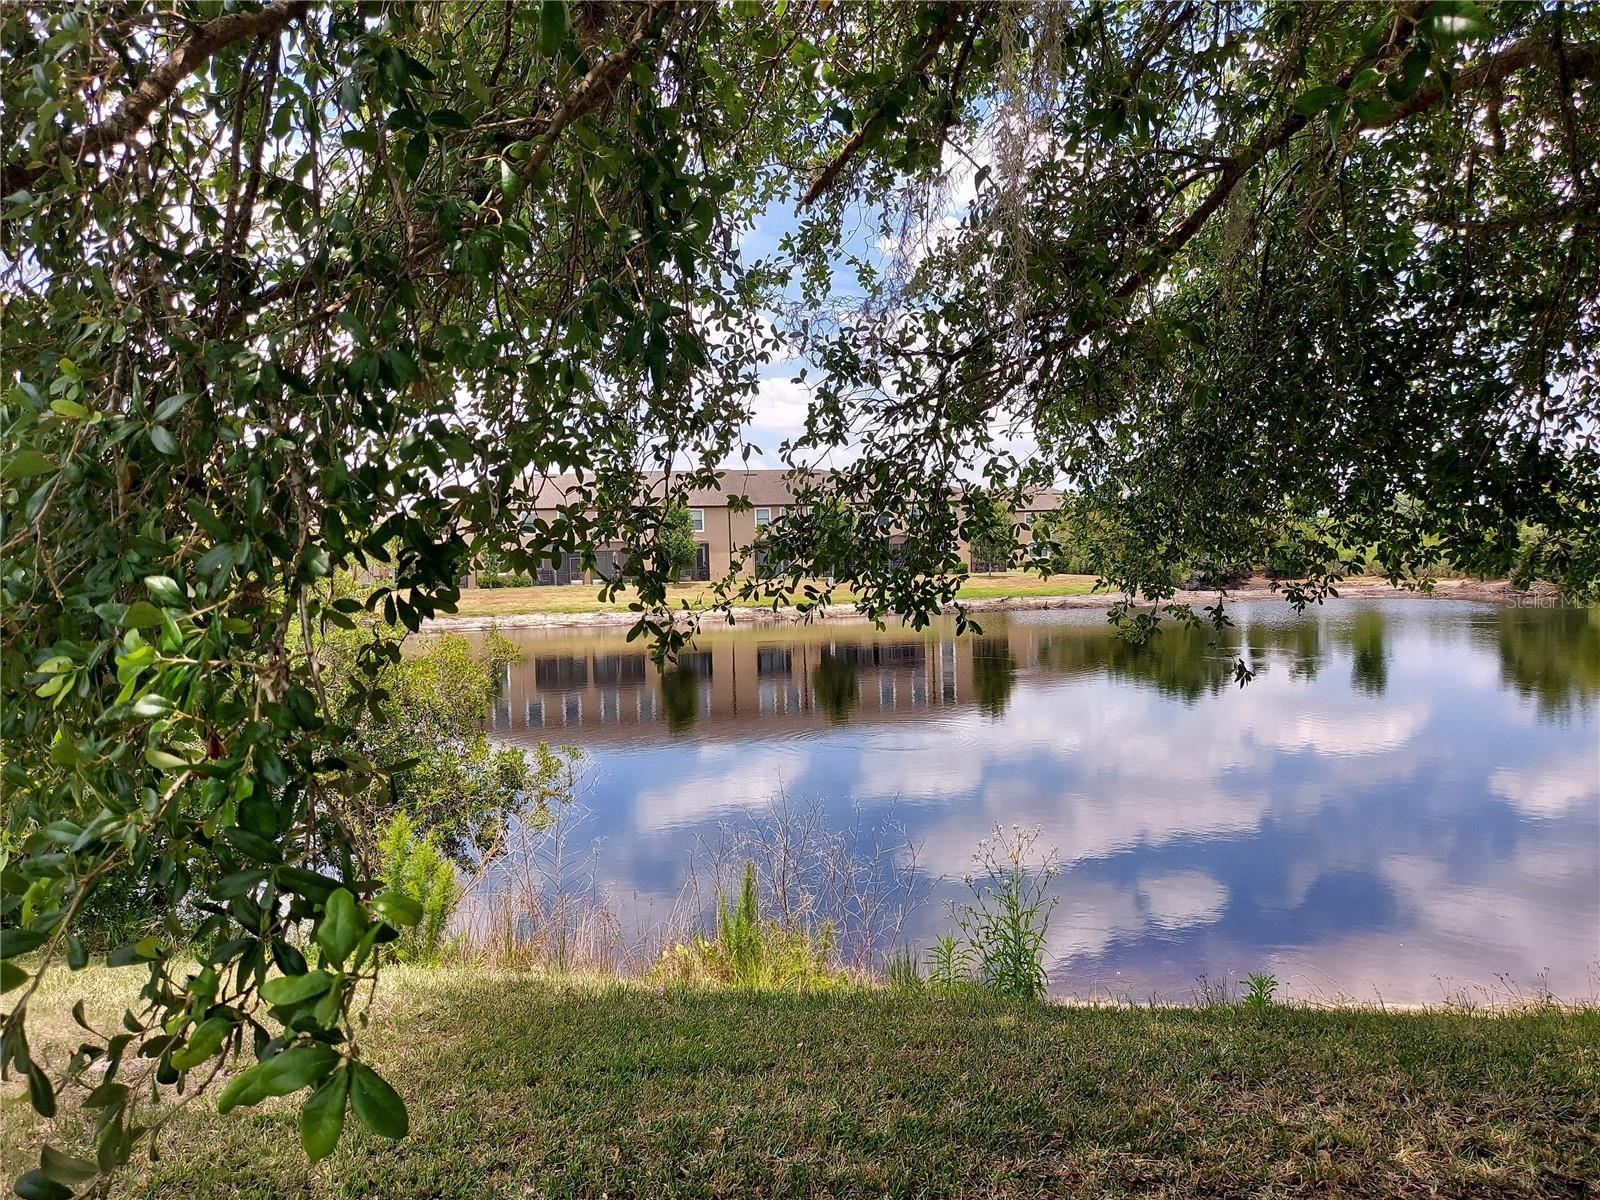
[4,967,1595,1198]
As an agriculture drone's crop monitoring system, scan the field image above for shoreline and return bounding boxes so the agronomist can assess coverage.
[422,576,1558,633]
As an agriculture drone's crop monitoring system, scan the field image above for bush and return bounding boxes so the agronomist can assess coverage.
[657,861,843,989]
[377,812,461,963]
[477,570,535,588]
[320,626,571,865]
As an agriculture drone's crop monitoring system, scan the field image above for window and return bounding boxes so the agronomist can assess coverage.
[535,656,586,688]
[525,698,544,727]
[562,694,582,725]
[593,653,645,685]
[689,507,705,533]
[755,506,772,528]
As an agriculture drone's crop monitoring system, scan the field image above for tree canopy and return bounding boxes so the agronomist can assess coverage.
[2,1,1596,1192]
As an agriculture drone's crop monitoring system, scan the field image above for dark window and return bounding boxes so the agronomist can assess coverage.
[875,641,925,668]
[756,647,792,677]
[593,653,646,686]
[534,656,587,689]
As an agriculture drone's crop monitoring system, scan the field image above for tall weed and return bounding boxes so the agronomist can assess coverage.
[942,826,1060,1000]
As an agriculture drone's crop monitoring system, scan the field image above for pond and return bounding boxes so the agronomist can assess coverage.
[470,599,1599,1004]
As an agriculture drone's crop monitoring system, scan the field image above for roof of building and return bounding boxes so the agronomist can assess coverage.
[524,469,1061,511]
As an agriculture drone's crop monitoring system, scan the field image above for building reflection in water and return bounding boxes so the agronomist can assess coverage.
[488,630,954,742]
[480,612,1357,744]
[477,602,1600,744]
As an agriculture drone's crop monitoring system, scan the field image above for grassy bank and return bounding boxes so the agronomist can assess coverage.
[448,571,1104,618]
[5,966,1597,1198]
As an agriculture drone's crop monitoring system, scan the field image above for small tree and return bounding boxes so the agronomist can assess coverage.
[376,813,461,964]
[661,502,701,581]
[964,492,1016,574]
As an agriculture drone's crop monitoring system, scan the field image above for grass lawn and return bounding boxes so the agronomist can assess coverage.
[4,967,1597,1198]
[449,572,1105,618]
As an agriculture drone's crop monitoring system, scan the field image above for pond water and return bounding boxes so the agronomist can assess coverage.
[472,599,1599,1004]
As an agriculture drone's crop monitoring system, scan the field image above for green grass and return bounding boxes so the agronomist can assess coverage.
[5,966,1597,1198]
[449,572,1104,618]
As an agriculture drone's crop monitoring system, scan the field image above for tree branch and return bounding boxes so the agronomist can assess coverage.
[517,0,672,186]
[1,0,310,194]
[800,3,970,207]
[1114,35,1599,304]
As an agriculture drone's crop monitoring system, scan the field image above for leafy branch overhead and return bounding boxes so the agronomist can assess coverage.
[1,1,1595,1195]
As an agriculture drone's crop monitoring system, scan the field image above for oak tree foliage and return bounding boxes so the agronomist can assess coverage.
[1,0,1595,1192]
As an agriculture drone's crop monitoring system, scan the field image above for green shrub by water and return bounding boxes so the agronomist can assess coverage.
[377,812,462,963]
[657,861,843,989]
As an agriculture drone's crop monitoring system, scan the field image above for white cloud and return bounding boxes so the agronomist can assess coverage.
[1490,752,1600,818]
[630,744,810,832]
[1137,870,1230,931]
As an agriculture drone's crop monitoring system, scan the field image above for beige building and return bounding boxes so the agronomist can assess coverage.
[507,469,1061,585]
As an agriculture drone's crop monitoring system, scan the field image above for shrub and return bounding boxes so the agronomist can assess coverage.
[321,627,572,865]
[1241,971,1279,1015]
[377,812,462,963]
[658,861,843,989]
[477,569,535,588]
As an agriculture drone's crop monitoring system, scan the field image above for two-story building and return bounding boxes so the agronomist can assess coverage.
[508,469,1061,585]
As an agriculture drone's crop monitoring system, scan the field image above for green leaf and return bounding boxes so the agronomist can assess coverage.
[13,1169,72,1200]
[1388,45,1430,101]
[499,158,523,204]
[143,575,185,606]
[2,928,49,959]
[1,449,54,479]
[1420,0,1492,43]
[258,1042,340,1097]
[1325,99,1350,141]
[170,1016,231,1070]
[540,0,569,56]
[1,959,28,991]
[1291,84,1346,116]
[372,891,423,927]
[404,133,428,180]
[143,746,192,772]
[122,601,162,628]
[131,693,173,718]
[49,397,89,420]
[260,969,334,1006]
[39,1144,98,1186]
[216,1063,267,1114]
[350,1062,409,1139]
[315,888,364,965]
[300,1065,350,1163]
[28,1060,57,1116]
[149,425,177,455]
[222,825,282,863]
